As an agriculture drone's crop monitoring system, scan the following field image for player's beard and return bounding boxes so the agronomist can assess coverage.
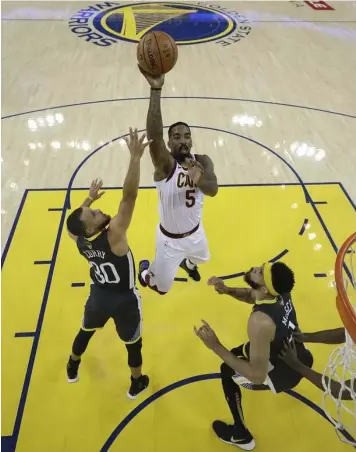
[174,145,191,164]
[244,271,261,290]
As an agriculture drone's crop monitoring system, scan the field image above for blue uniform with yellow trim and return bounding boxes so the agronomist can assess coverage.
[232,293,313,393]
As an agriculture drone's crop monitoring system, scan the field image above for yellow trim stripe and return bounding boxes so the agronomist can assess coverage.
[86,226,108,242]
[123,335,142,345]
[242,343,248,359]
[255,298,277,305]
[263,262,278,297]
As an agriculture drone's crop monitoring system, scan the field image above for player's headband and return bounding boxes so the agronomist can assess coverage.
[263,263,278,297]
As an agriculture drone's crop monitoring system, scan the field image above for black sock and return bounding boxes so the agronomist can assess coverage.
[220,363,249,434]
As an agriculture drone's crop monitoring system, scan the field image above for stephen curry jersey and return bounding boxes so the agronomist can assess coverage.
[156,155,204,234]
[77,228,136,293]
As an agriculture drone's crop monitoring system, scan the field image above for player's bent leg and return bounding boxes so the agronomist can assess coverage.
[66,303,109,383]
[138,250,182,294]
[138,226,184,293]
[182,228,210,282]
[125,338,149,399]
[67,328,96,383]
[113,289,149,399]
[213,346,256,450]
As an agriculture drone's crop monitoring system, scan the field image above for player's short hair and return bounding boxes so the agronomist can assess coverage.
[271,262,295,294]
[168,122,191,138]
[66,207,87,237]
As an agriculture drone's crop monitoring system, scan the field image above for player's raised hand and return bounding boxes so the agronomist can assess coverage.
[124,128,152,159]
[208,276,228,294]
[89,178,105,201]
[194,320,221,350]
[138,65,165,89]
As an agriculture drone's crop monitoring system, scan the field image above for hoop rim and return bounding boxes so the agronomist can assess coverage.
[335,232,356,343]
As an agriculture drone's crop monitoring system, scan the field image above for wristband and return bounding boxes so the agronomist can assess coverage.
[151,87,162,91]
[88,196,94,201]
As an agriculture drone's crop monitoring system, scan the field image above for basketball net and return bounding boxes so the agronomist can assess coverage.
[322,235,356,446]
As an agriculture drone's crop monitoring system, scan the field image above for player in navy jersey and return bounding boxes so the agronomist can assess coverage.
[195,262,313,450]
[66,128,151,399]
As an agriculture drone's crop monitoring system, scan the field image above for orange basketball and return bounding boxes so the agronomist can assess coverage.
[137,31,178,76]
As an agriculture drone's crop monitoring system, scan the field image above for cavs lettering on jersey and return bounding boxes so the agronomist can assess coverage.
[156,155,204,234]
[77,228,136,293]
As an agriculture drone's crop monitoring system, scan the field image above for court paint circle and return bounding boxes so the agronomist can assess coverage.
[100,373,355,450]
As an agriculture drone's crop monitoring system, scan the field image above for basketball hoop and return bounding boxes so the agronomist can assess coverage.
[322,232,356,446]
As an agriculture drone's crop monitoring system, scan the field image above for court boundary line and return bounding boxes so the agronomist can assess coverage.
[1,190,28,268]
[2,181,355,451]
[2,96,355,120]
[100,373,356,451]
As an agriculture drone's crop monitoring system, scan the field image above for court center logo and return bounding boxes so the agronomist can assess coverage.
[68,2,251,47]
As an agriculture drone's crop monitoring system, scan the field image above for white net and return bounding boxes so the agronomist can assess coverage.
[322,242,356,446]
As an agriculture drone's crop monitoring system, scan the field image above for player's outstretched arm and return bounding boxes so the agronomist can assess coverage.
[207,277,256,304]
[194,315,274,384]
[139,67,174,180]
[195,155,218,197]
[110,128,151,236]
[280,340,354,400]
[67,178,105,241]
[296,328,345,344]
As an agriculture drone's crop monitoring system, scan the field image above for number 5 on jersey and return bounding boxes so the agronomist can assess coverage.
[186,189,196,208]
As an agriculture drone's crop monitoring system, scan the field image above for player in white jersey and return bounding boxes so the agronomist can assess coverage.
[137,68,218,295]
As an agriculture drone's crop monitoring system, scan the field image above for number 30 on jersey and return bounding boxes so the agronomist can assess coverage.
[89,261,120,284]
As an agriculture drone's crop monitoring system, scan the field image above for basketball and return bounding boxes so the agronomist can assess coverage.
[137,31,178,76]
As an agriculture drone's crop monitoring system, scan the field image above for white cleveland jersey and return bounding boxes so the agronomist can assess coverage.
[155,155,204,234]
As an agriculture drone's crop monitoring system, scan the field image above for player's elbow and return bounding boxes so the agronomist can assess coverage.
[210,185,218,197]
[205,185,218,197]
[250,371,267,385]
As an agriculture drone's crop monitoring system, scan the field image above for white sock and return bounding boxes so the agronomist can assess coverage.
[185,259,196,270]
[141,269,148,280]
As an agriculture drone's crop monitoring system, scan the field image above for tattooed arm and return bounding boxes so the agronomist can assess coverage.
[196,155,218,197]
[207,277,257,304]
[139,67,174,181]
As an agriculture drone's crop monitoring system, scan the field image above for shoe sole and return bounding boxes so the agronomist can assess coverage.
[126,385,148,400]
[67,376,79,383]
[218,437,256,451]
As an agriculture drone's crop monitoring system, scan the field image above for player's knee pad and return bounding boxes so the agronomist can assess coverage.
[125,338,143,368]
[72,329,95,356]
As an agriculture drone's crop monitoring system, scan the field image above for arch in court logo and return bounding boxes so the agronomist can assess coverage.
[68,2,251,47]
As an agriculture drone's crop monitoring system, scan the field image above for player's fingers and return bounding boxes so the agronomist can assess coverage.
[99,191,105,198]
[129,127,134,141]
[143,139,153,149]
[139,133,146,144]
[201,319,211,328]
[194,326,202,338]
